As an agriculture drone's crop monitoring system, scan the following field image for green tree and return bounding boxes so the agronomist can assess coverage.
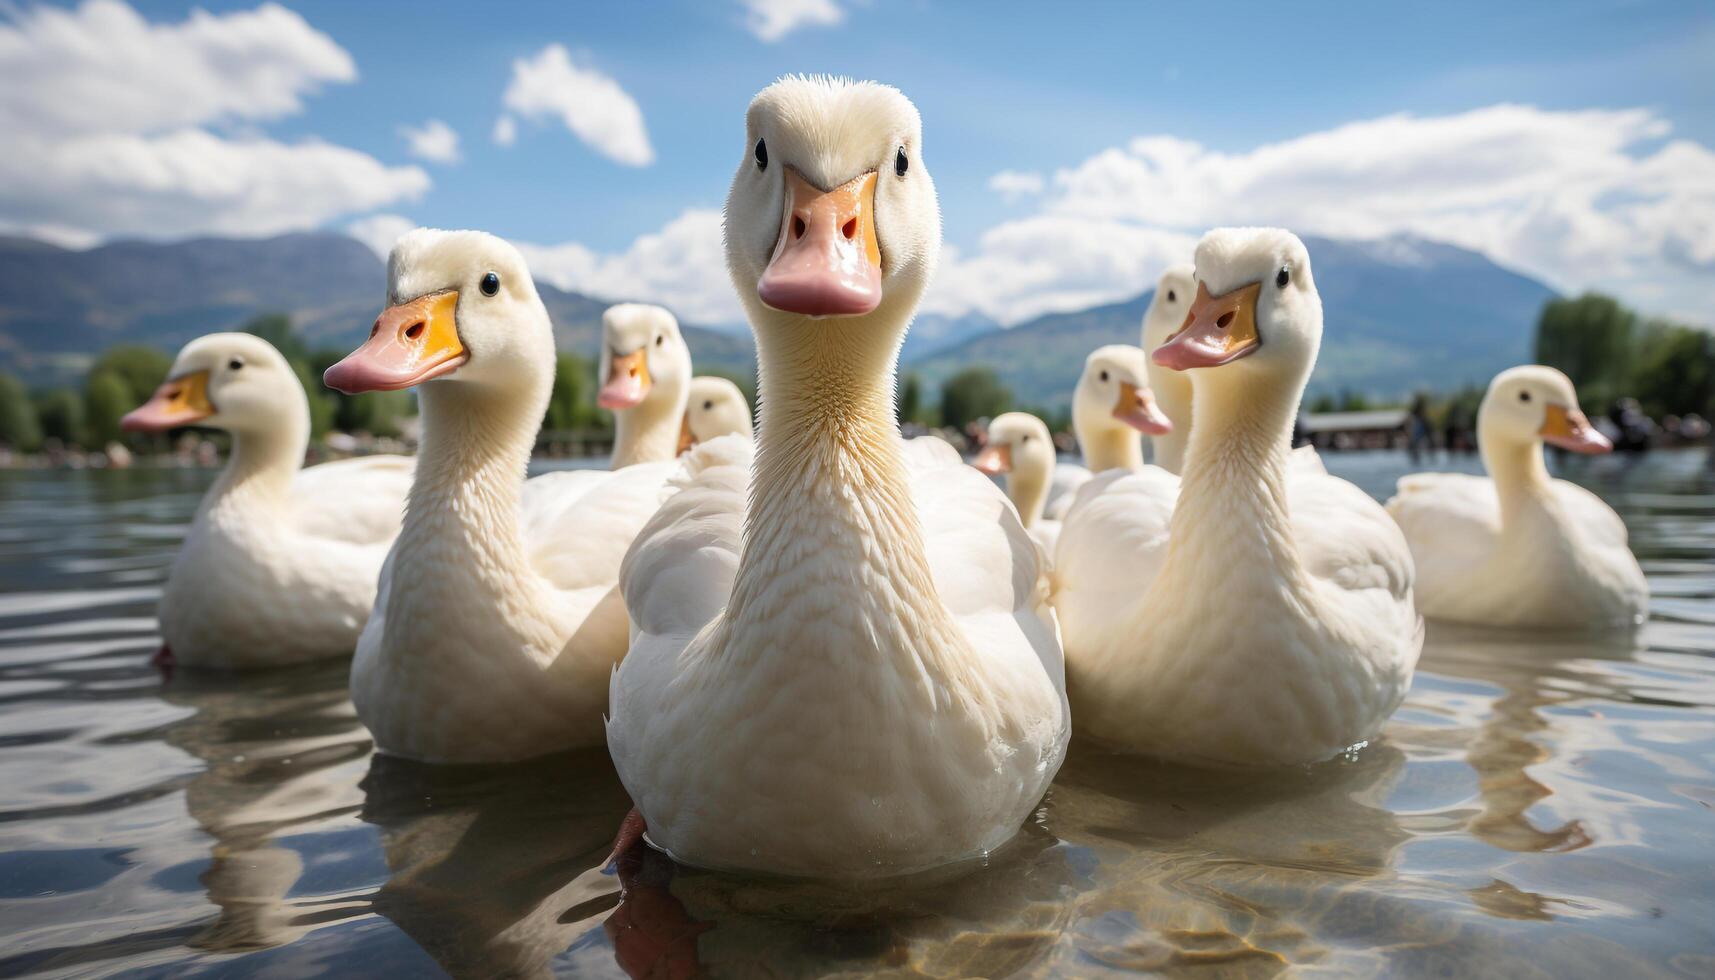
[0,372,41,451]
[545,352,596,431]
[241,313,309,364]
[1630,320,1715,419]
[86,345,172,405]
[898,372,924,425]
[83,370,134,445]
[939,367,1011,430]
[1534,293,1636,408]
[309,347,411,437]
[34,388,85,445]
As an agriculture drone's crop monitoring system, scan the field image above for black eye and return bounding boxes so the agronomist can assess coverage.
[655,334,665,347]
[703,400,714,411]
[1519,391,1532,403]
[894,147,909,177]
[1166,290,1176,303]
[754,138,767,171]
[480,272,500,296]
[1275,266,1291,289]
[1021,434,1031,442]
[228,358,244,371]
[1099,370,1110,383]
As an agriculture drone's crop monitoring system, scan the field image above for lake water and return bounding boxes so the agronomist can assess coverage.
[1,449,1712,978]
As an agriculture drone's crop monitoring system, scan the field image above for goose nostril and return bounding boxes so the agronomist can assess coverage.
[1216,312,1234,329]
[842,218,857,240]
[370,322,380,338]
[405,321,425,340]
[792,216,806,240]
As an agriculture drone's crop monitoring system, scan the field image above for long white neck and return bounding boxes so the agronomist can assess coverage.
[1150,371,1315,621]
[1146,361,1193,475]
[1007,459,1050,528]
[1480,421,1554,527]
[1079,418,1145,474]
[725,319,970,677]
[393,372,550,610]
[611,383,687,468]
[203,392,309,515]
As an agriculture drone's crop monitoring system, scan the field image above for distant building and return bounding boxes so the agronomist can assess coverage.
[1302,409,1409,451]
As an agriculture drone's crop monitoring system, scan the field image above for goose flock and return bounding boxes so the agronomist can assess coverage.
[123,76,1648,879]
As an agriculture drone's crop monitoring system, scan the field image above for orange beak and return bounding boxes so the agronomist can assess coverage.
[1153,280,1263,371]
[973,442,1012,475]
[757,167,882,317]
[121,370,213,432]
[1540,403,1612,454]
[677,414,696,455]
[325,290,466,394]
[599,349,652,410]
[1113,381,1172,435]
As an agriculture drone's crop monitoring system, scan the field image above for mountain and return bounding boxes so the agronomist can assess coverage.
[905,234,1559,407]
[0,233,754,383]
[902,309,1002,360]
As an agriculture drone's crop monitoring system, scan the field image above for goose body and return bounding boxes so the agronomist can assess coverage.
[122,333,411,668]
[608,77,1068,877]
[1387,365,1646,629]
[1055,228,1421,766]
[326,231,684,762]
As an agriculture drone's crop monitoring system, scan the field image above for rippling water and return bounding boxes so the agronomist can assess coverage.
[2,451,1713,978]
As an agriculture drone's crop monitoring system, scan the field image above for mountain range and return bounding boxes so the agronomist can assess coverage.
[0,231,1555,404]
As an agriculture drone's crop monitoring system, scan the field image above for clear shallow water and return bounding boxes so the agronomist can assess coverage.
[1,451,1713,978]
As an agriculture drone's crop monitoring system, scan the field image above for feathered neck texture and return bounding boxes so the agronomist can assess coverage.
[1008,463,1049,528]
[611,384,688,469]
[1153,371,1316,615]
[203,395,310,515]
[1480,423,1555,527]
[1080,423,1146,474]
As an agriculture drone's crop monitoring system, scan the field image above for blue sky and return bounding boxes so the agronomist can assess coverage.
[3,0,1712,325]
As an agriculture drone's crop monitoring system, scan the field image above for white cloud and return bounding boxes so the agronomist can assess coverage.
[501,44,654,167]
[0,1,427,243]
[399,119,460,164]
[493,114,518,147]
[935,104,1715,324]
[346,213,418,259]
[519,209,739,324]
[987,170,1045,202]
[738,0,844,42]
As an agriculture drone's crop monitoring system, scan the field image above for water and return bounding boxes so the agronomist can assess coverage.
[2,451,1713,978]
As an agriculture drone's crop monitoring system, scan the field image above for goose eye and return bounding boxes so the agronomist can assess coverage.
[480,272,501,296]
[894,147,909,177]
[1166,290,1176,303]
[228,358,244,371]
[1099,370,1110,383]
[1275,266,1291,289]
[1021,434,1031,443]
[1519,391,1532,403]
[655,334,665,347]
[754,138,767,171]
[703,400,714,411]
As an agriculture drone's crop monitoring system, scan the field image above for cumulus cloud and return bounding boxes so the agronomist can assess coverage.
[934,104,1715,323]
[519,209,739,324]
[987,170,1045,201]
[738,0,844,42]
[399,119,460,164]
[501,44,654,166]
[493,114,518,147]
[0,0,427,243]
[346,213,418,259]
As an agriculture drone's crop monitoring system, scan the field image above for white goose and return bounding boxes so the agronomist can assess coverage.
[1140,263,1197,474]
[597,303,692,467]
[324,229,680,763]
[974,411,1064,553]
[1039,345,1174,523]
[1387,365,1647,629]
[1055,227,1421,766]
[607,76,1069,877]
[120,333,411,668]
[680,376,754,451]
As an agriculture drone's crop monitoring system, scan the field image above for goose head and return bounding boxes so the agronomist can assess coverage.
[122,333,303,435]
[1154,228,1322,396]
[724,75,940,355]
[974,412,1054,478]
[597,303,690,413]
[681,376,753,451]
[325,229,550,395]
[1074,345,1172,439]
[1141,263,1197,354]
[1481,365,1611,454]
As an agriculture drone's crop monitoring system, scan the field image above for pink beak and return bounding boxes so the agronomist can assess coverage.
[973,443,1011,475]
[598,349,650,410]
[757,167,883,318]
[1114,382,1173,435]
